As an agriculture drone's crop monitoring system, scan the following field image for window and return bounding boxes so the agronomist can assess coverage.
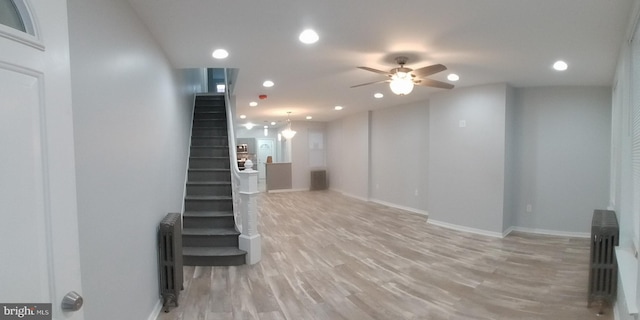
[0,0,25,32]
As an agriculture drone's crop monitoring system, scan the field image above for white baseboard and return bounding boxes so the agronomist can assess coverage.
[339,191,369,202]
[267,188,308,193]
[427,219,504,238]
[509,226,590,238]
[502,226,515,238]
[147,299,162,320]
[369,198,429,216]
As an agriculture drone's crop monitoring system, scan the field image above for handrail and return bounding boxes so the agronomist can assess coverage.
[223,69,243,233]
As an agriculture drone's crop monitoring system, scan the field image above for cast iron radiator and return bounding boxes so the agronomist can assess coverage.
[158,212,183,312]
[588,209,619,307]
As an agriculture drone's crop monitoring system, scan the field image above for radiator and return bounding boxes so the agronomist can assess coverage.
[310,170,327,190]
[158,212,183,312]
[588,209,619,308]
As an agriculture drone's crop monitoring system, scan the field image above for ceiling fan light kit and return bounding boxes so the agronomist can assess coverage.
[353,56,454,95]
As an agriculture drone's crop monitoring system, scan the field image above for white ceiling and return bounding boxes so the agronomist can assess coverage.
[127,0,635,125]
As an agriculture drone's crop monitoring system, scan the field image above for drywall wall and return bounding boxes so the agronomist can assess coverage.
[511,87,611,234]
[327,112,370,200]
[503,85,517,233]
[428,84,507,235]
[370,101,429,213]
[68,1,200,319]
[327,120,345,192]
[290,121,328,190]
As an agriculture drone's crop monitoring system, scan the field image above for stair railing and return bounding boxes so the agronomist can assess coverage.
[223,69,261,265]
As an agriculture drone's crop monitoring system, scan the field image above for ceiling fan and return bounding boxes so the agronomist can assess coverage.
[352,56,454,95]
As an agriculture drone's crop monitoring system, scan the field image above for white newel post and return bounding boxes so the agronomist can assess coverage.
[238,160,261,264]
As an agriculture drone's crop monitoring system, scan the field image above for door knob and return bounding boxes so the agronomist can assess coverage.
[61,291,83,312]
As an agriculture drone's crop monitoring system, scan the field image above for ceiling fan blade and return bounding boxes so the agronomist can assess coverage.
[357,66,390,76]
[412,64,447,78]
[350,79,389,88]
[415,78,454,89]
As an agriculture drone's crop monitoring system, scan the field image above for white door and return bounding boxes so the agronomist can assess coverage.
[257,138,275,180]
[0,1,84,319]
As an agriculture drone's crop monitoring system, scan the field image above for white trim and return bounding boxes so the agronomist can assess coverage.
[502,226,515,238]
[427,219,504,238]
[147,299,162,320]
[267,188,307,194]
[180,94,197,215]
[615,246,639,315]
[614,302,621,320]
[369,198,429,216]
[0,24,43,50]
[509,226,590,238]
[339,191,369,203]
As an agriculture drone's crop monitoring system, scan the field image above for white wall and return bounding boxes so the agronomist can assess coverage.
[511,87,611,235]
[427,84,507,235]
[503,85,517,232]
[370,101,429,213]
[290,121,328,190]
[327,112,370,200]
[68,1,200,319]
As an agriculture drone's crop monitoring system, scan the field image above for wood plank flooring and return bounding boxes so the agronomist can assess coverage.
[158,190,610,320]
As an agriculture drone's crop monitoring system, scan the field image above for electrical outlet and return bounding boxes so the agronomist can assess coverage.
[414,189,419,196]
[526,204,532,213]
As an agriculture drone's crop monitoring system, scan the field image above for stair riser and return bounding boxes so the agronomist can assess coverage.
[183,234,239,247]
[188,170,231,182]
[194,107,224,114]
[183,216,235,229]
[193,120,227,128]
[194,112,226,120]
[185,199,233,211]
[189,158,230,169]
[192,128,228,137]
[183,254,245,266]
[186,184,232,196]
[191,137,228,146]
[190,147,228,157]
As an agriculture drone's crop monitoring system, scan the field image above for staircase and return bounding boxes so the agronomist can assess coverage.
[182,95,247,266]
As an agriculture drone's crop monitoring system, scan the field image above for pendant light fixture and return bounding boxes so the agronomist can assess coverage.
[281,112,296,140]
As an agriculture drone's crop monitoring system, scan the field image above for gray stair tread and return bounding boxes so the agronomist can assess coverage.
[183,210,234,217]
[191,146,228,149]
[183,246,246,257]
[187,181,231,185]
[183,227,240,236]
[190,156,229,159]
[185,195,232,200]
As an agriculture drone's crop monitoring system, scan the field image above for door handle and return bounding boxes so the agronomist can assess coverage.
[61,291,83,312]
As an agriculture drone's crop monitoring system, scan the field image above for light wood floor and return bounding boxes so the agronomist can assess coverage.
[158,190,610,320]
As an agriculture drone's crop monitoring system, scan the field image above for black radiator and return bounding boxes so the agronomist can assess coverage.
[588,209,619,307]
[158,212,183,312]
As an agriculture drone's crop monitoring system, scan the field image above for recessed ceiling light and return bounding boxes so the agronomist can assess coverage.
[240,114,247,119]
[374,93,384,99]
[447,74,460,81]
[334,106,343,111]
[212,49,229,59]
[270,121,276,125]
[306,116,313,120]
[249,101,258,107]
[553,60,568,71]
[263,80,274,87]
[299,29,319,44]
[264,125,269,129]
[244,123,255,130]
